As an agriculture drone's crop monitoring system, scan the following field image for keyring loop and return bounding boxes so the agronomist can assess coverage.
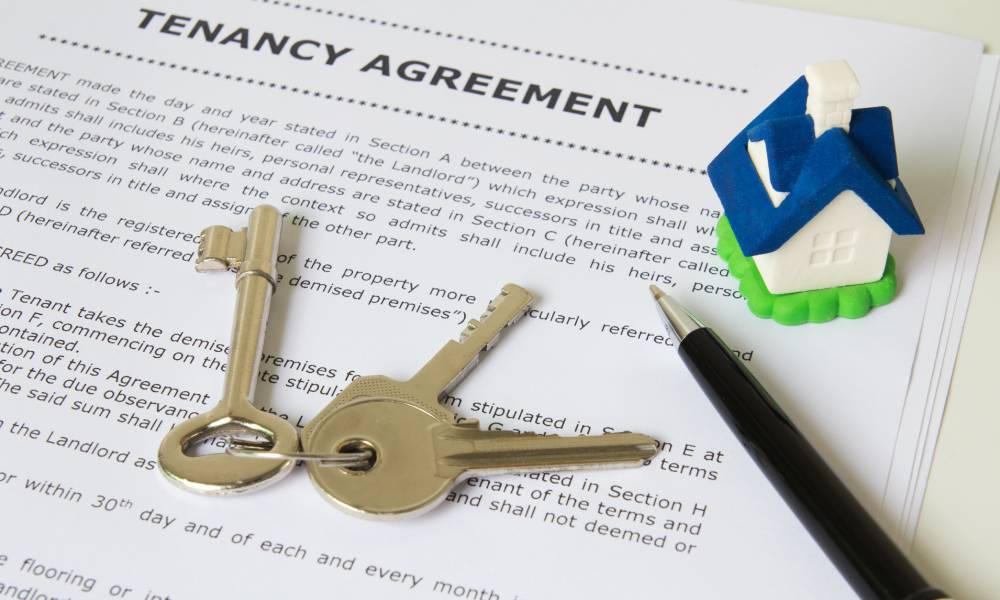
[225,438,374,468]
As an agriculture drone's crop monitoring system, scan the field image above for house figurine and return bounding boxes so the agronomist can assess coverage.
[707,60,925,324]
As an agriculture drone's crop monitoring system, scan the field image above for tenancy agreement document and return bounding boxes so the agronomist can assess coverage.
[0,0,991,598]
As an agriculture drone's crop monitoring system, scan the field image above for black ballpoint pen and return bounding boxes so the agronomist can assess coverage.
[649,286,950,600]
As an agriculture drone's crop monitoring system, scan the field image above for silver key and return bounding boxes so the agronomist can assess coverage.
[158,205,299,494]
[301,284,659,518]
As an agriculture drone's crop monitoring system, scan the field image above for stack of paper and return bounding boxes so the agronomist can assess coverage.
[884,55,1000,541]
[0,0,995,597]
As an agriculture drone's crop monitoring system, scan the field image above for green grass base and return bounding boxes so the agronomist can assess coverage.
[716,215,897,326]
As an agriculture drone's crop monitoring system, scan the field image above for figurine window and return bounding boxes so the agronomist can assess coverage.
[809,229,857,266]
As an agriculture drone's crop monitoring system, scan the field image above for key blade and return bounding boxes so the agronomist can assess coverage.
[408,284,533,397]
[433,425,658,476]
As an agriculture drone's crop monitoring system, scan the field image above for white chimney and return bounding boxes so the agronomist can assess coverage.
[805,60,860,137]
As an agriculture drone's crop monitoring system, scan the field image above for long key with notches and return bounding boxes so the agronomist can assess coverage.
[301,284,659,518]
[158,205,299,494]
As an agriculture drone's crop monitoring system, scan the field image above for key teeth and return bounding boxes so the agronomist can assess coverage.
[459,319,481,341]
[486,290,507,313]
[196,226,246,272]
[456,284,533,342]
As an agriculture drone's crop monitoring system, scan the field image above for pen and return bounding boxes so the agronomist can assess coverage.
[649,286,949,600]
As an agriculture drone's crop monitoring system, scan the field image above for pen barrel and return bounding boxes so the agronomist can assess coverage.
[679,328,946,600]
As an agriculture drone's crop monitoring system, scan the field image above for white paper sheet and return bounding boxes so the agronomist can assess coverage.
[0,1,989,597]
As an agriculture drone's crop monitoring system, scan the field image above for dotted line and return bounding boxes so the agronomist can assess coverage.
[252,0,749,95]
[38,34,707,176]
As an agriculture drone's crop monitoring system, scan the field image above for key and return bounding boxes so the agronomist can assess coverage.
[158,205,300,495]
[306,399,659,518]
[300,284,658,517]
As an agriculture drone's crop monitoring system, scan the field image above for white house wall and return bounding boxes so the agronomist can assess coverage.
[752,191,892,294]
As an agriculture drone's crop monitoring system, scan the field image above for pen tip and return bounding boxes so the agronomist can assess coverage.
[648,287,703,342]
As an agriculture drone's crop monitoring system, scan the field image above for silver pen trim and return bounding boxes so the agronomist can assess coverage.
[649,285,704,343]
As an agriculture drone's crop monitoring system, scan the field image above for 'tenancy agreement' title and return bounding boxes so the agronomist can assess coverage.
[137,9,662,128]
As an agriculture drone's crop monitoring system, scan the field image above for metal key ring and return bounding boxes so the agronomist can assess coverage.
[225,438,374,468]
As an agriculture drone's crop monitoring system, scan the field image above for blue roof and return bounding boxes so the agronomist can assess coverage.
[707,76,924,256]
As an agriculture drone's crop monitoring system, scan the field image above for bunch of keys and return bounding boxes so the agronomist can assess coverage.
[293,283,659,517]
[160,206,659,516]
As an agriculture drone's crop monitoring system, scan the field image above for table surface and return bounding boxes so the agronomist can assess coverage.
[748,1,1000,598]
